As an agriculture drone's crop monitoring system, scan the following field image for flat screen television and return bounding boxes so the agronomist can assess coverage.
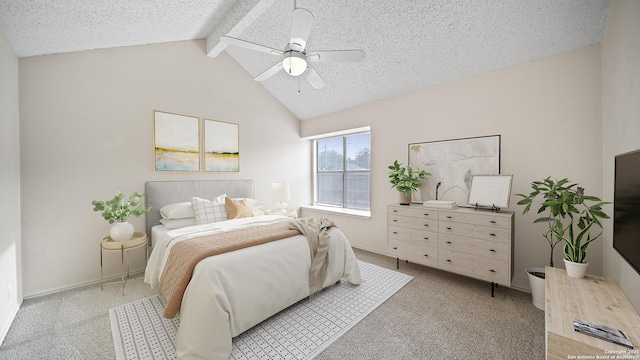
[614,149,640,275]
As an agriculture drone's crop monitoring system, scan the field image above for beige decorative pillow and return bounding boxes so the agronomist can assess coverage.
[225,197,254,219]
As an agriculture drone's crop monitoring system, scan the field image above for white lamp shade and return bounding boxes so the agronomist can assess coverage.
[272,182,291,203]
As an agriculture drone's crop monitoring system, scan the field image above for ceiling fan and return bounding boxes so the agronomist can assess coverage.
[220,7,365,89]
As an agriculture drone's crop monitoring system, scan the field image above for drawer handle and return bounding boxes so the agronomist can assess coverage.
[446,241,452,244]
[393,231,398,234]
[423,254,428,257]
[423,237,429,240]
[423,213,429,216]
[393,210,398,212]
[446,227,452,230]
[393,219,398,222]
[423,224,429,227]
[446,216,452,219]
[446,259,452,262]
[489,269,496,273]
[393,247,398,250]
[489,233,496,236]
[489,249,496,252]
[489,220,497,224]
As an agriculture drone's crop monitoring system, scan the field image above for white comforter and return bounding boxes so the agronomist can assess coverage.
[144,215,361,360]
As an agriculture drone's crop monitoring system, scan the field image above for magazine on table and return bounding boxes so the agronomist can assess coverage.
[572,317,634,349]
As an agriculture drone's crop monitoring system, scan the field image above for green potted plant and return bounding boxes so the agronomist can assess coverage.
[92,191,151,241]
[516,177,609,309]
[388,160,430,205]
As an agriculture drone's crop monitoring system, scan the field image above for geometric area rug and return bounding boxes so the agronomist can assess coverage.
[109,261,413,360]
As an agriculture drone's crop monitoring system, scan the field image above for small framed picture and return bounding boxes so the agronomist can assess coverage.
[203,119,239,172]
[153,111,200,172]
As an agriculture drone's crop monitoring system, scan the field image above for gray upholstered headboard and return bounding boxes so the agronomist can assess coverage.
[144,180,255,236]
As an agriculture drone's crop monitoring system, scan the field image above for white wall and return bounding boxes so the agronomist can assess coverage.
[302,45,604,291]
[0,32,22,342]
[18,40,310,297]
[602,0,640,311]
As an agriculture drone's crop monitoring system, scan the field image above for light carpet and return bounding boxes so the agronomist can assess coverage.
[109,261,413,360]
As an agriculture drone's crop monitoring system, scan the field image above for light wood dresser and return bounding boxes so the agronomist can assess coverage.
[387,204,514,293]
[546,267,640,360]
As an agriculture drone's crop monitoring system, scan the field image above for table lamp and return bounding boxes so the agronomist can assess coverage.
[272,182,291,212]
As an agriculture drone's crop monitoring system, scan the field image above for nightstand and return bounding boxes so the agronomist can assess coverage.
[265,208,298,218]
[100,232,148,295]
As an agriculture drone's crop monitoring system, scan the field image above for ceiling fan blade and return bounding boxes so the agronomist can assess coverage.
[254,62,283,81]
[305,66,326,89]
[289,8,314,51]
[307,50,365,63]
[220,36,283,56]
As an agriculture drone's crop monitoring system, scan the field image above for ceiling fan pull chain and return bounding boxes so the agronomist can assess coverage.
[298,76,301,93]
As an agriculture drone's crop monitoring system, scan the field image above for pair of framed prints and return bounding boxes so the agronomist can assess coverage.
[153,110,239,172]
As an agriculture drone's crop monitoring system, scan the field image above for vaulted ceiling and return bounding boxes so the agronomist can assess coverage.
[0,0,609,120]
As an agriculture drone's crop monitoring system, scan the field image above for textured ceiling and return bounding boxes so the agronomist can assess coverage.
[0,0,609,120]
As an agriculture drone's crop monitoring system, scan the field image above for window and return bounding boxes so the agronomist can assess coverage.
[315,132,370,210]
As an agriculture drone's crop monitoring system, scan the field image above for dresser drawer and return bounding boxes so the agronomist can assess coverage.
[388,206,438,220]
[388,225,438,244]
[439,221,510,243]
[388,215,437,231]
[438,234,508,261]
[388,238,438,267]
[438,248,509,285]
[439,211,510,228]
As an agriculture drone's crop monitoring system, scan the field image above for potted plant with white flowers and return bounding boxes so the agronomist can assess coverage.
[516,177,609,309]
[92,191,151,241]
[388,160,430,205]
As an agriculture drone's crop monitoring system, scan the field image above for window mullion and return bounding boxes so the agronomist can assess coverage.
[342,136,347,208]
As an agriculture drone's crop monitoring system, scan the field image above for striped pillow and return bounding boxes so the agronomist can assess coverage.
[191,197,228,225]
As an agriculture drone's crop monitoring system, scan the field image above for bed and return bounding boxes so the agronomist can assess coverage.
[143,180,361,360]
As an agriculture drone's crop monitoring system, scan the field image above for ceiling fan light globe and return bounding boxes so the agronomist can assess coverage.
[282,55,307,76]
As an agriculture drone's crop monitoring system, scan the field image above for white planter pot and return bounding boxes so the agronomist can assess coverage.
[398,192,411,205]
[526,267,545,311]
[564,258,588,279]
[110,221,134,241]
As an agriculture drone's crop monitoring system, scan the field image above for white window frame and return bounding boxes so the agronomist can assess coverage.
[303,127,371,219]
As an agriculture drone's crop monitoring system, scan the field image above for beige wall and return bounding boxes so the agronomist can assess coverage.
[18,40,310,297]
[302,45,604,291]
[13,7,638,308]
[0,32,22,342]
[602,0,640,311]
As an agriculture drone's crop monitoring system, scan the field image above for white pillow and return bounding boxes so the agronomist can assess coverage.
[214,194,264,210]
[159,201,194,219]
[191,197,228,225]
[159,218,197,229]
[213,194,227,204]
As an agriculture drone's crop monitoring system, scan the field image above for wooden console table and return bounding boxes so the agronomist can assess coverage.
[546,266,640,359]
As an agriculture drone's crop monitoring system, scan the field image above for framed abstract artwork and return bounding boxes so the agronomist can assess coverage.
[153,111,200,172]
[408,135,501,205]
[204,118,239,172]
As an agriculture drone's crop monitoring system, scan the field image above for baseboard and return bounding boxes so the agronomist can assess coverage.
[351,245,390,257]
[0,301,21,346]
[24,270,146,300]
